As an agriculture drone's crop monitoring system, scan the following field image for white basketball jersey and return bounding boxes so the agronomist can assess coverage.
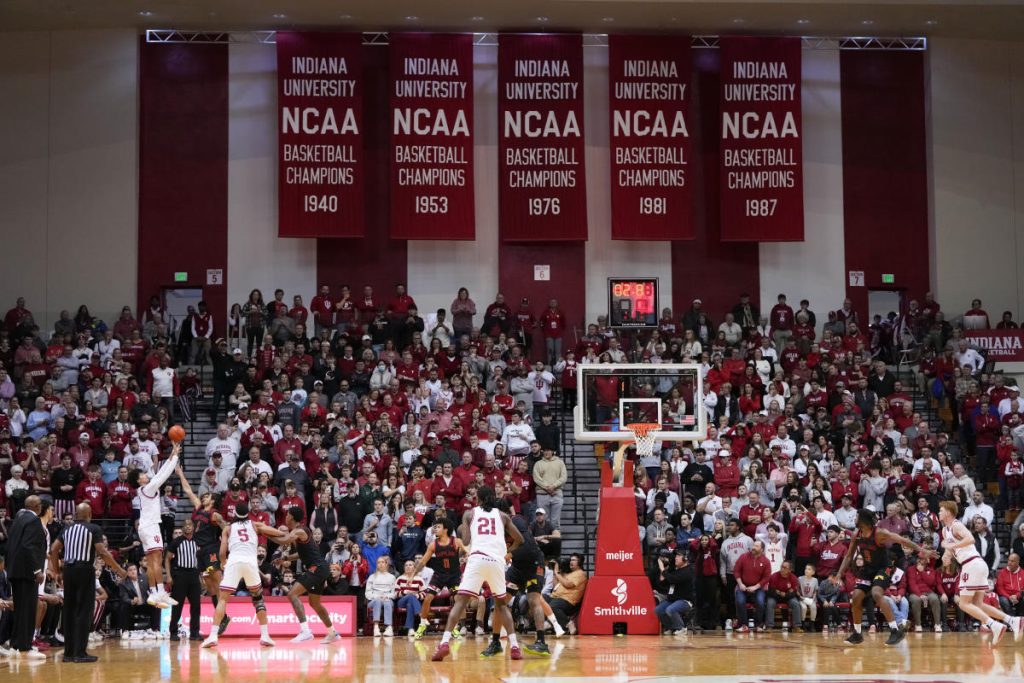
[469,507,507,560]
[226,520,259,565]
[942,524,982,566]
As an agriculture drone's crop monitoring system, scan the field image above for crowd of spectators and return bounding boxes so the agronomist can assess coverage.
[0,289,1021,642]
[637,294,1024,634]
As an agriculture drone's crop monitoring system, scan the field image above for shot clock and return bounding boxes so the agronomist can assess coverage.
[608,278,658,328]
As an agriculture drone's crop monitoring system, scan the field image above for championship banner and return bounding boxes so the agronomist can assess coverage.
[719,36,803,242]
[389,33,475,240]
[964,329,1024,362]
[499,33,587,241]
[608,35,693,240]
[277,32,364,237]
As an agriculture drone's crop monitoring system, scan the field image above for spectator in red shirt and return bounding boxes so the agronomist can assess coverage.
[789,502,823,575]
[75,465,106,518]
[538,298,565,367]
[739,491,769,540]
[734,540,771,632]
[765,560,802,630]
[973,396,1000,484]
[387,283,416,324]
[310,285,334,338]
[770,294,795,350]
[813,525,848,580]
[906,553,943,631]
[996,553,1024,617]
[106,465,134,518]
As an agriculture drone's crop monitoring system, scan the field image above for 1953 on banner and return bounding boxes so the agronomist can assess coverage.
[389,33,475,240]
[719,36,803,241]
[609,35,693,240]
[277,32,364,238]
[499,34,587,241]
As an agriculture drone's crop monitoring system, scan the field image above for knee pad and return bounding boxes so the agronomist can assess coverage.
[251,591,266,613]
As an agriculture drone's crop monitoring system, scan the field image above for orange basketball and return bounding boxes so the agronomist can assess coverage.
[168,425,186,443]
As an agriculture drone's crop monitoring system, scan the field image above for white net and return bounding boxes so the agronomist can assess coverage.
[625,423,660,459]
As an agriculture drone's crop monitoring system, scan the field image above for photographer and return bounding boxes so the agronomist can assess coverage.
[544,554,587,635]
[654,550,694,635]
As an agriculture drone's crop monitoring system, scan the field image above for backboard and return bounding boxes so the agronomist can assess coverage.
[573,362,706,442]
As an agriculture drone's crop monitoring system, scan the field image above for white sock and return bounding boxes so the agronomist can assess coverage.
[546,614,559,628]
[853,623,862,633]
[500,627,507,637]
[1003,617,1014,627]
[986,618,996,628]
[300,621,311,634]
[441,630,452,645]
[157,583,165,594]
[507,632,519,648]
[888,621,898,630]
[260,625,269,639]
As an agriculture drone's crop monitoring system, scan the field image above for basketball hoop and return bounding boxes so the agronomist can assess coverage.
[625,422,661,458]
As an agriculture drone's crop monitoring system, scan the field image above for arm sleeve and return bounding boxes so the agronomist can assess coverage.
[143,454,179,497]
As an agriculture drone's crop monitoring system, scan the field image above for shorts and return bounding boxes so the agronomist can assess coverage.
[458,553,506,601]
[296,565,330,595]
[141,522,164,554]
[425,573,461,595]
[854,568,891,591]
[199,543,222,574]
[221,561,261,592]
[957,557,990,594]
[507,559,544,594]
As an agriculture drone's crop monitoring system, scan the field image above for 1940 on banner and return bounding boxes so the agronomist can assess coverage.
[277,32,364,238]
[609,35,693,240]
[389,33,475,240]
[719,36,803,242]
[499,34,587,241]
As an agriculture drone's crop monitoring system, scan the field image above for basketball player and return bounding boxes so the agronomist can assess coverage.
[176,466,230,635]
[831,508,936,645]
[496,499,555,655]
[938,501,1023,643]
[412,517,467,640]
[431,486,524,661]
[272,507,341,644]
[126,442,182,609]
[201,502,283,648]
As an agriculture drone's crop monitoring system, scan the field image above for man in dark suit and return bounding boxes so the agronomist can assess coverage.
[118,565,159,633]
[6,495,48,659]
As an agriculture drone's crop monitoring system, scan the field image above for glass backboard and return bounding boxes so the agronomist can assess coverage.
[573,362,706,442]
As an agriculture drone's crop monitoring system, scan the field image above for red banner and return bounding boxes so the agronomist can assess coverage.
[964,330,1024,362]
[389,33,475,240]
[719,36,803,241]
[277,32,364,237]
[609,35,694,240]
[499,34,587,241]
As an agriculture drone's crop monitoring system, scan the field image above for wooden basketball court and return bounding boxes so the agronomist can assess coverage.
[4,632,1022,682]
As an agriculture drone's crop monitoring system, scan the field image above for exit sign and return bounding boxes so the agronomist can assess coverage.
[174,272,187,282]
[881,274,895,284]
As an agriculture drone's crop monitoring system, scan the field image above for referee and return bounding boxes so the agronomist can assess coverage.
[166,519,202,640]
[48,503,126,663]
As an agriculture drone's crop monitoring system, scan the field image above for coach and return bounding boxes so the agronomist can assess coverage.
[49,503,126,662]
[7,495,48,659]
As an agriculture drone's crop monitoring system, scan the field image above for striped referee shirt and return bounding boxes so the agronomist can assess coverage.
[169,535,199,570]
[61,522,100,564]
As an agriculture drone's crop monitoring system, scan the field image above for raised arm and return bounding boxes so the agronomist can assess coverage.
[413,541,436,574]
[143,443,181,497]
[176,463,200,507]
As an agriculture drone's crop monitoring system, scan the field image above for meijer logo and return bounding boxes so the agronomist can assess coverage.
[605,550,634,562]
[612,578,628,606]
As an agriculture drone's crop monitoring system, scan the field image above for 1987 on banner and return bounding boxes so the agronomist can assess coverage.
[745,198,777,217]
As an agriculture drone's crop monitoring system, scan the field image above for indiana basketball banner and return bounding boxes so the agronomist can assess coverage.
[719,36,804,241]
[389,33,475,240]
[964,329,1024,361]
[608,35,694,240]
[277,32,365,237]
[499,33,587,241]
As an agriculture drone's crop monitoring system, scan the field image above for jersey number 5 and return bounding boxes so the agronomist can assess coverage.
[476,517,497,536]
[238,528,250,542]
